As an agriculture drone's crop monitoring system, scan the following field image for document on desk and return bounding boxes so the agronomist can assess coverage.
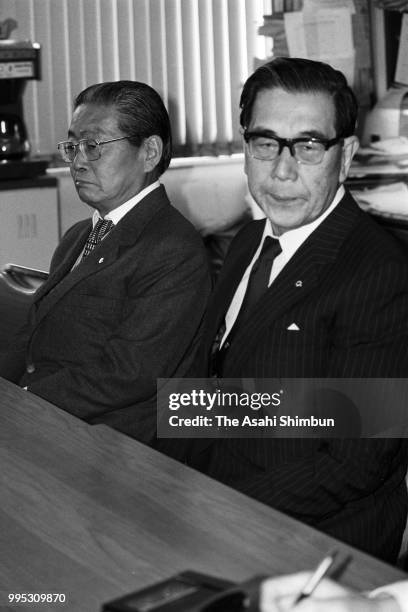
[352,182,408,217]
[303,0,356,9]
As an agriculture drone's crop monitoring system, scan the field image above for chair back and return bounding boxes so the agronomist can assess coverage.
[0,263,48,345]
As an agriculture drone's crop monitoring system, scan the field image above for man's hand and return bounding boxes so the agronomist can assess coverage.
[260,572,401,612]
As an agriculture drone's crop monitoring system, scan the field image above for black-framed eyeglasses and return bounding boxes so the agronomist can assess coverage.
[243,130,342,165]
[57,136,129,163]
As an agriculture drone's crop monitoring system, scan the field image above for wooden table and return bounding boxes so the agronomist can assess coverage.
[0,377,406,611]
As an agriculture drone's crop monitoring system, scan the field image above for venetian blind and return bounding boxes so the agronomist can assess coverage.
[8,0,270,158]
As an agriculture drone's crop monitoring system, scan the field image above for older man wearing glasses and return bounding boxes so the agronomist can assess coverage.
[3,80,210,451]
[192,58,408,562]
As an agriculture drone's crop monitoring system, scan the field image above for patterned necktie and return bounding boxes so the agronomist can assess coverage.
[211,236,281,377]
[81,218,114,260]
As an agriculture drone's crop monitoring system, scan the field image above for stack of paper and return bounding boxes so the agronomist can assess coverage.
[284,0,356,85]
[355,137,408,167]
[352,182,408,218]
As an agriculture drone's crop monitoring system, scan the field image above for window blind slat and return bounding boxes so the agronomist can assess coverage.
[181,0,203,146]
[50,0,71,143]
[165,0,186,144]
[150,0,167,103]
[212,0,233,144]
[66,0,86,106]
[198,0,217,145]
[100,0,120,82]
[117,0,136,81]
[228,0,248,143]
[132,0,151,84]
[83,0,103,85]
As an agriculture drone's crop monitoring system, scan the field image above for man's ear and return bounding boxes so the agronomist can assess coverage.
[143,135,163,173]
[339,135,359,183]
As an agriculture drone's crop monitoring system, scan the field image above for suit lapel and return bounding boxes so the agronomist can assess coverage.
[219,192,363,375]
[33,185,169,327]
[204,220,266,348]
[34,222,91,304]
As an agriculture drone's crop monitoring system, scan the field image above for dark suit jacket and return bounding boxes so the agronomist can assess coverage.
[4,185,211,445]
[194,191,408,563]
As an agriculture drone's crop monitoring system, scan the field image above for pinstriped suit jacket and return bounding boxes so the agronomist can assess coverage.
[195,191,408,563]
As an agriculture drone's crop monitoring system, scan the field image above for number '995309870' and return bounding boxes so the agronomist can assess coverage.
[8,593,66,604]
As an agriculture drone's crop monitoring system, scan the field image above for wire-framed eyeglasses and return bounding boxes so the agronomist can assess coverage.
[243,130,342,165]
[57,136,129,163]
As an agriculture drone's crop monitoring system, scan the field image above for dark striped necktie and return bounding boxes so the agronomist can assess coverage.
[81,218,114,260]
[211,236,281,377]
[235,236,282,323]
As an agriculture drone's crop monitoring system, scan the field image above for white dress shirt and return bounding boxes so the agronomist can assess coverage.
[74,180,160,266]
[221,185,345,345]
[99,180,160,226]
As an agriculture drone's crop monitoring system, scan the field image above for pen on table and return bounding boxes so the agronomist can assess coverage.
[293,550,338,606]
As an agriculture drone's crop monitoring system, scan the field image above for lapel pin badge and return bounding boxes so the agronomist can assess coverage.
[98,257,104,264]
[295,280,302,287]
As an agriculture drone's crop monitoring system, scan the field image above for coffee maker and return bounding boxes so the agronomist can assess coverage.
[0,39,47,179]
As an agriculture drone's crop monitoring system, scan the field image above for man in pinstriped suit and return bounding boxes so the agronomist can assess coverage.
[192,58,408,563]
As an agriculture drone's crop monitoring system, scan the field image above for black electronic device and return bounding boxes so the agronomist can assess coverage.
[0,39,47,178]
[102,571,264,612]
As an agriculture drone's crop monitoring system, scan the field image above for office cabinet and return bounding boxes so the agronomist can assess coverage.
[0,178,59,271]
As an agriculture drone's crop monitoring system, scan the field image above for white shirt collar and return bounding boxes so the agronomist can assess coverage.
[92,180,161,227]
[263,185,345,260]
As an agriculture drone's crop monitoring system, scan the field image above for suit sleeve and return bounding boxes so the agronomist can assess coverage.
[242,437,404,521]
[0,323,28,382]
